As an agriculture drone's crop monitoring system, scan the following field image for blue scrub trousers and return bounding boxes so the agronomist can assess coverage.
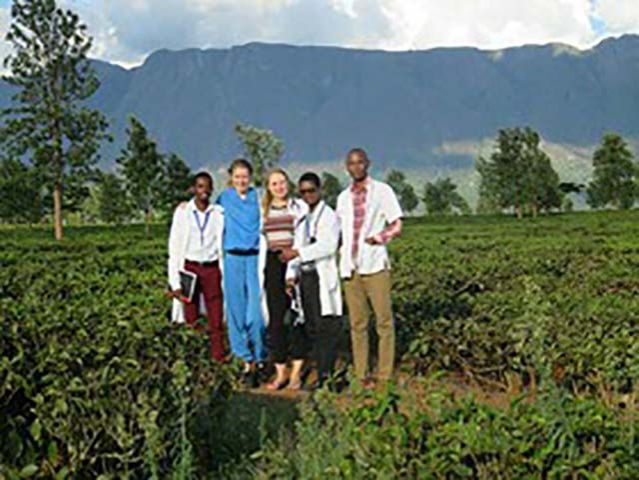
[224,253,266,362]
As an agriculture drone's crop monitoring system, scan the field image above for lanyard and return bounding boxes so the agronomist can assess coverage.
[304,203,325,243]
[193,209,212,246]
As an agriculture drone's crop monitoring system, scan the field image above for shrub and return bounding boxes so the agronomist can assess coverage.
[0,226,234,478]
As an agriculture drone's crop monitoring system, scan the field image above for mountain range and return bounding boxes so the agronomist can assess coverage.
[1,34,639,186]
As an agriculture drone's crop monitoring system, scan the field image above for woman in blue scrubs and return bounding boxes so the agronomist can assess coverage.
[217,159,266,387]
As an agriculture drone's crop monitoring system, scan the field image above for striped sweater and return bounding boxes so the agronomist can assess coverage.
[263,204,295,251]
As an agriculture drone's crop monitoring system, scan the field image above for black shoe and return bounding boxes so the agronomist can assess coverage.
[256,362,271,384]
[242,370,259,389]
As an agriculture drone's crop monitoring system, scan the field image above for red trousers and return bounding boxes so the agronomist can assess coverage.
[183,260,225,361]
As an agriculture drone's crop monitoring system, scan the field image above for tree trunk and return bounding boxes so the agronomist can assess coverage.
[145,209,152,237]
[515,205,523,219]
[53,181,63,240]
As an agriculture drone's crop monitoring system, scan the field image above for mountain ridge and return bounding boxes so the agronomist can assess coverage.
[1,34,639,174]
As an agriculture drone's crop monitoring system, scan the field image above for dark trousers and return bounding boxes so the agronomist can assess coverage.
[183,260,225,362]
[265,251,309,364]
[300,269,340,381]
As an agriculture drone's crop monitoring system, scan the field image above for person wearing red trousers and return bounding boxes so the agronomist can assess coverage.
[168,172,226,361]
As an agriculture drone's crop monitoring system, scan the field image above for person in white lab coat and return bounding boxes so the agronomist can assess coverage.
[168,172,226,361]
[281,172,343,389]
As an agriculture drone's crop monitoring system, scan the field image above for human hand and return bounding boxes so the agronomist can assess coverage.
[171,288,190,302]
[365,236,382,245]
[285,278,297,297]
[172,288,183,299]
[279,248,299,262]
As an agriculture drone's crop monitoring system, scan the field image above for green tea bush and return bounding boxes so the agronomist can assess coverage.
[2,211,638,478]
[393,212,639,394]
[0,227,234,478]
[228,383,639,479]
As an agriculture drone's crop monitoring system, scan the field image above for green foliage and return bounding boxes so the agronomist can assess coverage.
[96,171,131,224]
[0,226,235,478]
[587,133,638,210]
[117,116,165,232]
[0,0,110,239]
[160,153,192,213]
[559,182,585,195]
[393,212,639,394]
[0,157,43,223]
[422,177,470,215]
[228,384,638,479]
[234,123,284,187]
[477,128,563,218]
[116,118,193,226]
[2,213,638,478]
[562,196,574,213]
[321,172,343,209]
[223,211,639,478]
[385,169,419,214]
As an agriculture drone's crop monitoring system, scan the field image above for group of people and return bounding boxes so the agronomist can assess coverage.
[167,148,403,390]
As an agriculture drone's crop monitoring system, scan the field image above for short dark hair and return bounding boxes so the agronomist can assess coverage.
[347,147,369,162]
[299,172,321,188]
[228,158,253,176]
[194,171,214,188]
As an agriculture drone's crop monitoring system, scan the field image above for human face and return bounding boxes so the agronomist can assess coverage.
[299,180,320,208]
[267,172,289,201]
[346,152,369,182]
[231,166,251,195]
[194,176,213,203]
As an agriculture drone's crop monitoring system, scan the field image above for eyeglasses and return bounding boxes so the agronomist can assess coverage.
[299,188,317,195]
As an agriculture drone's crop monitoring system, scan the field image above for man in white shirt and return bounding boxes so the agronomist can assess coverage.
[336,148,403,386]
[168,172,225,361]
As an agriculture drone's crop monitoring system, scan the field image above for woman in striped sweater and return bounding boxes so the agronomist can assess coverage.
[261,168,309,390]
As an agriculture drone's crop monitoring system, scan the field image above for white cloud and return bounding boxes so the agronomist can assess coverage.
[61,0,391,67]
[594,0,639,35]
[378,0,597,51]
[3,0,639,69]
[0,7,11,73]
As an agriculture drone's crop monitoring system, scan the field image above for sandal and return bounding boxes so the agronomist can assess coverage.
[266,378,287,391]
[288,378,302,391]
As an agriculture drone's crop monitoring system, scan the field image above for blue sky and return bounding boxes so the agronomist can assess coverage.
[1,0,637,68]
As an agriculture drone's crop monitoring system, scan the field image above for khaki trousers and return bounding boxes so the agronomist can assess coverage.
[343,269,395,381]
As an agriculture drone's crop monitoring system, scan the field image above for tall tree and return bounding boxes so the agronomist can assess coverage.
[0,0,110,239]
[525,151,562,215]
[117,116,164,235]
[385,169,419,214]
[586,133,638,210]
[0,157,42,223]
[160,153,192,214]
[235,123,284,187]
[422,178,470,215]
[96,172,130,224]
[321,172,343,209]
[476,127,562,218]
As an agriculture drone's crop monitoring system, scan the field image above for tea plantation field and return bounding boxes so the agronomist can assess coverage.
[1,211,638,478]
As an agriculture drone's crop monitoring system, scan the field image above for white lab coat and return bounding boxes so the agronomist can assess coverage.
[286,200,343,317]
[167,200,225,324]
[335,179,403,279]
[258,197,308,326]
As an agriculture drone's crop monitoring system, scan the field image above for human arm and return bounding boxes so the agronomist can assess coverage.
[167,205,185,293]
[365,184,403,245]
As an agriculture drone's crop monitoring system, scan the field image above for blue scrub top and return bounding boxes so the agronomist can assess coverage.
[216,187,261,252]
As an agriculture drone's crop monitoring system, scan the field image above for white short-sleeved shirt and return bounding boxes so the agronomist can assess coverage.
[336,178,403,278]
[184,200,219,263]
